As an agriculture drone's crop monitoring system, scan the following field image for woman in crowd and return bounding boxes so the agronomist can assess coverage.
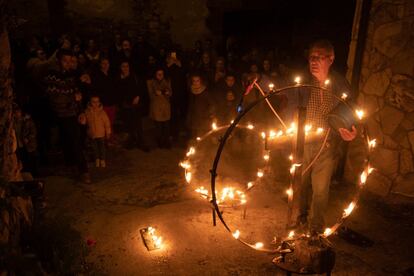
[186,74,214,138]
[117,60,149,151]
[147,68,172,148]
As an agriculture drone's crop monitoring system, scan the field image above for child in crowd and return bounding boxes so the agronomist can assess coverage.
[82,95,111,167]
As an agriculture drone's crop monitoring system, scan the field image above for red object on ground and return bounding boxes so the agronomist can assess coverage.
[86,238,97,247]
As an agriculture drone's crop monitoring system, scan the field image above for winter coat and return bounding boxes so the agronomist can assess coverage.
[147,78,172,122]
[186,86,214,136]
[212,82,243,125]
[84,104,111,139]
[117,74,148,115]
[91,70,118,106]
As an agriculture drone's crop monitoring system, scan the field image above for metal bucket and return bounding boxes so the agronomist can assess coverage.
[327,102,357,133]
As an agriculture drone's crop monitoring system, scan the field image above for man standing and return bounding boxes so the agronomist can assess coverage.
[295,40,357,234]
[44,49,90,183]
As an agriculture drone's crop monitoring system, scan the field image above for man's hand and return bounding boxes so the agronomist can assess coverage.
[339,126,357,141]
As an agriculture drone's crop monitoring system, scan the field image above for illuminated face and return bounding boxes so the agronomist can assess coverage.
[60,55,72,71]
[155,70,164,81]
[120,62,130,75]
[216,59,225,70]
[308,47,334,79]
[100,59,110,72]
[192,76,202,88]
[122,40,131,51]
[202,53,210,64]
[250,64,259,73]
[263,60,271,72]
[37,49,46,60]
[90,97,100,108]
[225,76,235,87]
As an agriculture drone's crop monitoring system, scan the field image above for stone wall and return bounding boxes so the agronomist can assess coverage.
[357,0,414,198]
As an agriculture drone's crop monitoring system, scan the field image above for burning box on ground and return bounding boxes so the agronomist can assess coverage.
[140,226,163,251]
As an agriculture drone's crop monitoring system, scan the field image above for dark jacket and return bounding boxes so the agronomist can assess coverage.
[187,86,214,136]
[91,70,117,106]
[117,74,148,114]
[212,81,243,124]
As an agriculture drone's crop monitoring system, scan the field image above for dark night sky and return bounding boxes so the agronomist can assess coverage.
[221,0,357,72]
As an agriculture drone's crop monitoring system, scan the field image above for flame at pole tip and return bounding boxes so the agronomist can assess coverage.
[355,109,365,120]
[343,202,356,217]
[254,242,264,249]
[324,228,332,237]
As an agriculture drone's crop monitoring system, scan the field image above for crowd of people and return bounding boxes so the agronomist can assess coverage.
[11,33,295,183]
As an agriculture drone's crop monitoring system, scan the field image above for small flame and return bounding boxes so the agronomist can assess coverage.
[294,76,301,84]
[355,109,365,120]
[343,202,356,217]
[286,123,297,135]
[230,120,234,124]
[290,163,302,175]
[232,230,240,239]
[286,187,293,199]
[341,93,348,100]
[247,124,254,129]
[247,182,253,189]
[185,171,192,183]
[360,171,367,185]
[261,132,266,139]
[255,242,264,249]
[368,167,374,174]
[316,127,324,134]
[288,230,295,239]
[257,170,264,178]
[289,154,293,161]
[368,139,376,149]
[263,154,270,161]
[305,124,313,133]
[324,79,330,86]
[179,161,191,169]
[147,227,163,249]
[212,122,218,130]
[186,147,195,157]
[195,186,209,197]
[268,83,274,90]
[324,228,332,237]
[269,130,276,139]
[196,137,201,141]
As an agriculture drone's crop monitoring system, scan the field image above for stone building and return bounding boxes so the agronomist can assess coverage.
[347,0,414,200]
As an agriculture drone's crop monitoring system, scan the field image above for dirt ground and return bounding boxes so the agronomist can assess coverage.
[42,145,414,275]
